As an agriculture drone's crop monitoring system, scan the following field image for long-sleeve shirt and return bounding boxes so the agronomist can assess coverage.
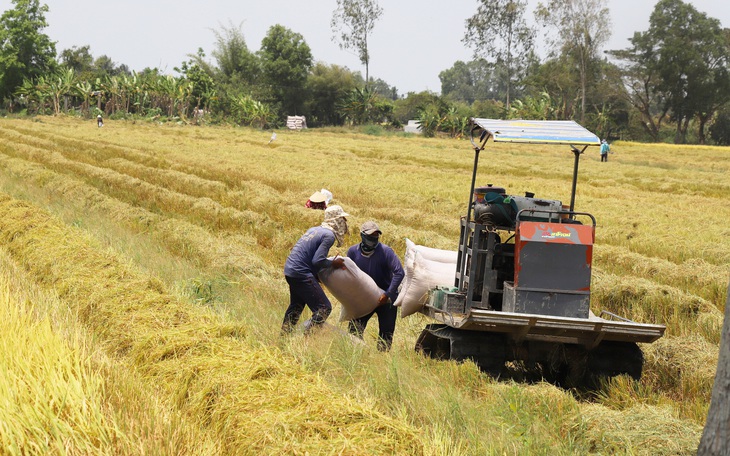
[347,243,405,303]
[284,226,335,279]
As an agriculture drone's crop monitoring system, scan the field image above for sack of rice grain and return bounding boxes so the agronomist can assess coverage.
[394,239,457,318]
[318,256,383,322]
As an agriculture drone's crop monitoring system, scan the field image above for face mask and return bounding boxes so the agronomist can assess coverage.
[360,233,380,253]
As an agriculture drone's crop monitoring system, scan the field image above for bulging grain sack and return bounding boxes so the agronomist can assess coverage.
[395,239,457,318]
[318,256,383,322]
[409,239,458,264]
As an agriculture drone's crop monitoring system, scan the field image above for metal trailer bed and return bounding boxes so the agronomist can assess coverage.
[420,305,666,349]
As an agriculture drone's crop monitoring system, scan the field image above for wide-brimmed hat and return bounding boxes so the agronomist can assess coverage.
[309,191,327,203]
[324,205,349,221]
[360,221,382,235]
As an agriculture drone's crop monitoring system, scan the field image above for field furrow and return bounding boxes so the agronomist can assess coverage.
[0,153,274,279]
[0,193,425,455]
[0,139,279,239]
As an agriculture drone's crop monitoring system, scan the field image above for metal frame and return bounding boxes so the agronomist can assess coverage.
[461,119,601,298]
[420,306,665,348]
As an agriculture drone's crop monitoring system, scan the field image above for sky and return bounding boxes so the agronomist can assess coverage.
[6,0,730,95]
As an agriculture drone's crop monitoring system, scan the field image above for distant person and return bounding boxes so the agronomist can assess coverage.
[97,114,103,128]
[346,221,404,351]
[600,139,610,162]
[305,191,327,210]
[281,205,350,335]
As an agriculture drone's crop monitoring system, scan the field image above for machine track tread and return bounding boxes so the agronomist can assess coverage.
[416,324,507,375]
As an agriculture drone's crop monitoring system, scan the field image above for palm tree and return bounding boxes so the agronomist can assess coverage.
[339,87,378,124]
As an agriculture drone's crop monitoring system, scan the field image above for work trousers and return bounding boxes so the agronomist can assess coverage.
[601,153,608,162]
[348,301,397,351]
[282,275,332,334]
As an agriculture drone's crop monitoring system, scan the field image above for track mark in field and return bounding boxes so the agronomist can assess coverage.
[0,141,281,247]
[0,153,278,274]
[1,125,308,221]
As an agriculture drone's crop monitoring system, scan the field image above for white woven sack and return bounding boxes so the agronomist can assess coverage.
[394,239,457,307]
[318,256,382,322]
[410,239,458,264]
[393,239,418,308]
[398,249,457,318]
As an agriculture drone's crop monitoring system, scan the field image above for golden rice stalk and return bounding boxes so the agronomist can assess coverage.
[0,193,425,454]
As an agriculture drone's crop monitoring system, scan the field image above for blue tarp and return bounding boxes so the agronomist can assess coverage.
[471,119,600,146]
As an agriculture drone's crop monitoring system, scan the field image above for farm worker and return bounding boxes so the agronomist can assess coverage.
[346,221,405,351]
[305,191,327,210]
[97,114,103,127]
[281,205,350,335]
[600,139,610,162]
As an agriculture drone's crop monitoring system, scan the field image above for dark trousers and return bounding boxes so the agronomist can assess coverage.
[601,153,608,162]
[348,302,397,351]
[282,275,332,334]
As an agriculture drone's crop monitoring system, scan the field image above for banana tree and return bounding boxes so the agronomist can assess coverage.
[74,80,93,116]
[416,104,445,137]
[44,68,76,115]
[508,92,556,120]
[101,75,123,114]
[441,107,470,138]
[15,78,44,114]
[231,94,275,128]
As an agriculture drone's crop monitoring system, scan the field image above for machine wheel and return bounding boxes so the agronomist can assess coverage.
[586,341,644,380]
[416,324,507,376]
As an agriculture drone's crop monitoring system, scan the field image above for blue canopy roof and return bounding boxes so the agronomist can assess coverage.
[471,119,600,146]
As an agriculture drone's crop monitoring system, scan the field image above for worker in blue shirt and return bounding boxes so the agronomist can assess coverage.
[600,139,610,162]
[282,205,349,335]
[346,221,405,351]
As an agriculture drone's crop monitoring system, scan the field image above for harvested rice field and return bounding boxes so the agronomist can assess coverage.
[0,115,728,455]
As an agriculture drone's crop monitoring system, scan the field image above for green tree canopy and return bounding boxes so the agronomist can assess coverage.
[211,21,260,86]
[463,0,535,109]
[523,56,578,119]
[258,24,313,116]
[439,59,499,104]
[648,0,730,143]
[610,0,730,143]
[536,0,611,123]
[59,45,93,74]
[207,22,263,117]
[0,0,57,107]
[176,49,217,113]
[305,62,358,126]
[393,91,445,125]
[369,77,397,100]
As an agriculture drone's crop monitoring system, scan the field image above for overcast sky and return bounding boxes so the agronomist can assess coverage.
[13,0,730,95]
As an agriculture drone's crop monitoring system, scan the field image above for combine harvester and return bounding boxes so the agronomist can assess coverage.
[415,119,665,384]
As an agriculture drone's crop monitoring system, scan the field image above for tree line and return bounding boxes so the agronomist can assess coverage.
[1,0,729,144]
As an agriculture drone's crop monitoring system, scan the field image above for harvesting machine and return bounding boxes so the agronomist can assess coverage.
[416,119,665,383]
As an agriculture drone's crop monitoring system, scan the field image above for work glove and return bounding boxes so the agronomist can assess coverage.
[331,257,346,270]
[377,293,390,306]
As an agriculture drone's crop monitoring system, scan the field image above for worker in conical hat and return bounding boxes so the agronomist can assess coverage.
[305,191,327,210]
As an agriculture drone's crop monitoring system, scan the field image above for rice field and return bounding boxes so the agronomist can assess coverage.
[0,115,727,455]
